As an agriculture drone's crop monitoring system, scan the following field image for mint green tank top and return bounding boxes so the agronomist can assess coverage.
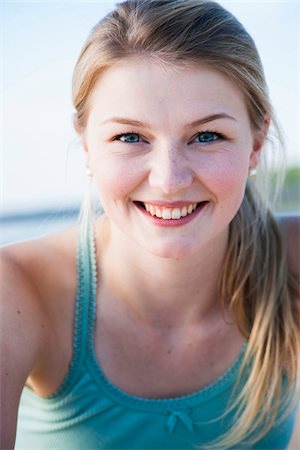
[15,221,299,449]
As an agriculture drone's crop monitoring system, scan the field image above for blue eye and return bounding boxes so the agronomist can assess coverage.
[112,130,225,145]
[195,131,223,144]
[113,132,141,143]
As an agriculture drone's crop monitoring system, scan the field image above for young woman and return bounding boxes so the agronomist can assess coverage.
[1,1,299,449]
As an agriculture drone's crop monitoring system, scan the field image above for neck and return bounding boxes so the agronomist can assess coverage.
[96,217,230,330]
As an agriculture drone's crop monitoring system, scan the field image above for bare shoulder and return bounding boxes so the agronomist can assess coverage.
[1,224,80,337]
[276,214,300,279]
[1,224,79,284]
[0,225,80,448]
[0,244,49,374]
[0,223,77,346]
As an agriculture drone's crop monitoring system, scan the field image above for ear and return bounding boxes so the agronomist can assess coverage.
[81,134,92,172]
[73,113,91,168]
[73,113,83,134]
[249,114,270,168]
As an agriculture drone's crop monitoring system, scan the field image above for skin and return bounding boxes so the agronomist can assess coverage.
[1,57,299,450]
[79,57,269,329]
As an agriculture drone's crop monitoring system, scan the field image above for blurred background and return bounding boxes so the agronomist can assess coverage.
[1,0,299,246]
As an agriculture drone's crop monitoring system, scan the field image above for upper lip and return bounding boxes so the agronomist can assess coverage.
[134,200,206,208]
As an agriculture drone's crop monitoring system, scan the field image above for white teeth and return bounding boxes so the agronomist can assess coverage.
[155,208,162,218]
[181,206,188,217]
[171,208,181,219]
[142,202,199,220]
[162,209,172,219]
[149,205,155,216]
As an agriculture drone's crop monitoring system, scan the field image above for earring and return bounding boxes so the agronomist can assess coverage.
[86,167,93,178]
[248,167,257,177]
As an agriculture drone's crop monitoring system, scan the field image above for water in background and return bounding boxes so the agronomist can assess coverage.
[0,208,80,246]
[1,188,299,247]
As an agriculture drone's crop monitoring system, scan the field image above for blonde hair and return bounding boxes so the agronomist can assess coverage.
[72,1,300,448]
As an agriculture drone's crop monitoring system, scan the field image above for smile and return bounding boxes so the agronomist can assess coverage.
[133,201,209,226]
[144,202,197,219]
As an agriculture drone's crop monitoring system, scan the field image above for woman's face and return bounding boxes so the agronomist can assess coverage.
[81,57,265,258]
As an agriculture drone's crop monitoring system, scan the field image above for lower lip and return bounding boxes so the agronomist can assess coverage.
[133,202,209,227]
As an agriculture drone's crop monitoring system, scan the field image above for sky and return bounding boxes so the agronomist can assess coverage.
[1,0,299,214]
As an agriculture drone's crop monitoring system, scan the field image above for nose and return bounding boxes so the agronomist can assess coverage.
[148,146,194,195]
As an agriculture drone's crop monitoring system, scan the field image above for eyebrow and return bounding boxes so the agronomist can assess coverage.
[100,113,237,128]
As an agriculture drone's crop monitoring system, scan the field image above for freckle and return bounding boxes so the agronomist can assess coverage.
[6,372,8,376]
[168,349,172,354]
[17,310,21,314]
[41,323,45,328]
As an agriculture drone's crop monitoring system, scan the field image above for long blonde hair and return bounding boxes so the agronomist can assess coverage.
[72,1,300,448]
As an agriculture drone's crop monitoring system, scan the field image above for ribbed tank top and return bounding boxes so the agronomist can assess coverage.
[15,220,299,449]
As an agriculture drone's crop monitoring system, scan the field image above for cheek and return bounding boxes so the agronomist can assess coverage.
[200,153,249,204]
[91,154,147,201]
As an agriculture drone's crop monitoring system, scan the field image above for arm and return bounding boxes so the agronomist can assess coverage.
[0,249,47,450]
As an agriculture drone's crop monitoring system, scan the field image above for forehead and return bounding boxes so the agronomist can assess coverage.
[89,57,249,126]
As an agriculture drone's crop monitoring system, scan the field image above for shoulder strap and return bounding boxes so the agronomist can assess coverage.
[43,219,97,398]
[73,218,97,366]
[85,218,98,354]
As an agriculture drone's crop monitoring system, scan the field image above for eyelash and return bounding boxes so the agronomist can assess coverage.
[112,130,226,145]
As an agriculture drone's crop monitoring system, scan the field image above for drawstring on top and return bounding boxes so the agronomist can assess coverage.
[166,409,194,434]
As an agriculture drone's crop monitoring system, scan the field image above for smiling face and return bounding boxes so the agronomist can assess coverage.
[81,57,265,258]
